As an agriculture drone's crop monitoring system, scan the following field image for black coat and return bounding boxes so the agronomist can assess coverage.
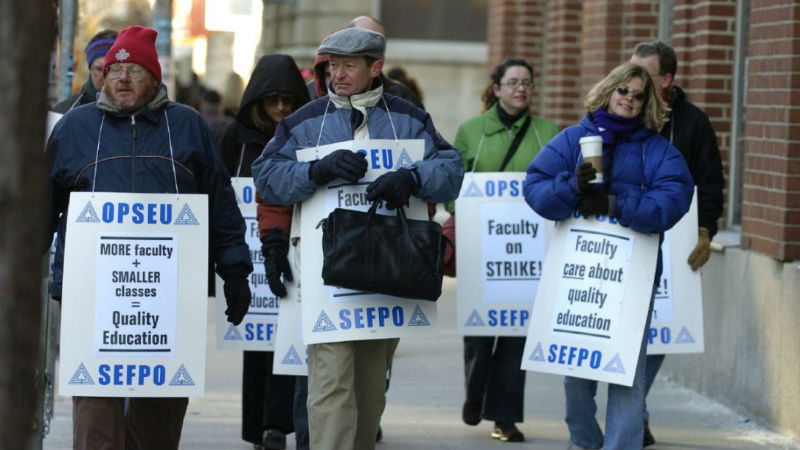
[218,54,310,177]
[661,86,724,236]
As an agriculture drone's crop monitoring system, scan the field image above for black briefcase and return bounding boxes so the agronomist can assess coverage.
[319,201,445,301]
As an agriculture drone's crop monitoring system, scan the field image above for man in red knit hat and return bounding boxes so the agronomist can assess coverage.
[47,25,252,450]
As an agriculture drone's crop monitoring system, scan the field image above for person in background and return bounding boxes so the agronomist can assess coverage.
[450,57,559,443]
[223,71,245,119]
[523,62,693,450]
[47,25,252,450]
[217,53,311,450]
[52,29,117,113]
[252,27,463,450]
[630,40,724,448]
[199,89,230,144]
[386,65,424,105]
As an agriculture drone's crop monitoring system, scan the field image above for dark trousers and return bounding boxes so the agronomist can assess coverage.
[242,350,296,444]
[293,376,310,450]
[463,335,526,423]
[72,396,188,450]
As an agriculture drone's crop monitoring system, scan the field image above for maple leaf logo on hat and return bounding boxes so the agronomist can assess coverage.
[115,48,130,61]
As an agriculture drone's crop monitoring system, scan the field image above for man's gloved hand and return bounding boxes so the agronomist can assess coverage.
[576,162,597,193]
[261,227,293,297]
[365,168,418,210]
[309,149,367,185]
[577,191,609,217]
[687,227,711,271]
[223,278,251,325]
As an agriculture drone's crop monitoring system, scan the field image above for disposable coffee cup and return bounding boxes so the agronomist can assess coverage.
[579,135,604,183]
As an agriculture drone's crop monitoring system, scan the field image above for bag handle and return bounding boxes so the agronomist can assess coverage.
[367,200,409,232]
[498,115,532,172]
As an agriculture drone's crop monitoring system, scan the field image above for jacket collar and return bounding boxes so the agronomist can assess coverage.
[96,83,169,122]
[483,103,530,135]
[327,79,384,110]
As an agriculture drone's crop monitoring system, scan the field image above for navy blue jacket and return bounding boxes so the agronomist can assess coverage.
[47,87,252,298]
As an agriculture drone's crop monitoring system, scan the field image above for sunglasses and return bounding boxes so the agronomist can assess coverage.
[616,85,646,101]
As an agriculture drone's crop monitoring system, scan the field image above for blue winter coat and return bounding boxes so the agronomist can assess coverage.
[523,113,693,235]
[47,87,252,298]
[251,87,464,206]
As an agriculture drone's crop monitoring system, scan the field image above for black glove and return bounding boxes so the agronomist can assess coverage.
[365,168,418,210]
[576,162,597,193]
[309,149,368,185]
[577,191,609,217]
[261,227,293,298]
[223,278,251,325]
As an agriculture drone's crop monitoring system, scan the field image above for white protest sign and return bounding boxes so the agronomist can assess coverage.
[59,192,208,397]
[456,172,552,336]
[521,214,659,386]
[297,140,438,345]
[647,190,704,354]
[216,178,280,351]
[273,245,307,375]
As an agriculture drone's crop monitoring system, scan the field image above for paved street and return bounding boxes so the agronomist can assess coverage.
[44,278,800,450]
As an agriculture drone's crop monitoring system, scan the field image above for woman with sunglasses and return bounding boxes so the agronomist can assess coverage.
[218,54,311,450]
[449,58,560,443]
[522,62,693,450]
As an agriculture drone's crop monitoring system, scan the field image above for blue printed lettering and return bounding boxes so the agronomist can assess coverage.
[100,202,172,224]
[547,344,602,369]
[117,202,130,223]
[486,309,529,327]
[132,203,144,224]
[339,309,352,330]
[242,186,253,204]
[98,364,166,386]
[392,306,404,326]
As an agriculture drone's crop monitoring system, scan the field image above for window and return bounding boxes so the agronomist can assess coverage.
[380,0,488,42]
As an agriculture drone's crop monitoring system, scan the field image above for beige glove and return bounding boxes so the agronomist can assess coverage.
[687,227,711,271]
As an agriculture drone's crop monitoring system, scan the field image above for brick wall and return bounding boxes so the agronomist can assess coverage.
[740,0,800,260]
[579,0,659,104]
[672,0,737,230]
[487,0,799,261]
[541,0,583,125]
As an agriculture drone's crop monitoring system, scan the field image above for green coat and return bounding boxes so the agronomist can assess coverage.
[447,104,560,212]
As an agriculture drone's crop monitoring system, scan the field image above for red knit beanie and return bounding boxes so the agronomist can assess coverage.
[103,25,162,82]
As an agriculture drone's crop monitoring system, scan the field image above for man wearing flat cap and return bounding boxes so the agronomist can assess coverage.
[253,27,464,450]
[47,25,252,450]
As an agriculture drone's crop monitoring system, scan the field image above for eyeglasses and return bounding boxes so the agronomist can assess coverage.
[616,85,646,101]
[500,79,533,90]
[106,66,147,81]
[265,94,294,106]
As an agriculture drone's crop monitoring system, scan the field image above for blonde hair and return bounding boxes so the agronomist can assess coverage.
[584,62,668,130]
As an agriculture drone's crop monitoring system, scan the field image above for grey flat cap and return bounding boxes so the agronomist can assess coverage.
[317,28,386,59]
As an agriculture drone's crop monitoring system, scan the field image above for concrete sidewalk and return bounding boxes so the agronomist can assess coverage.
[44,279,800,450]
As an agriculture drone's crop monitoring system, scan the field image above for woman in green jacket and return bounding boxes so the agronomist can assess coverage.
[453,58,559,443]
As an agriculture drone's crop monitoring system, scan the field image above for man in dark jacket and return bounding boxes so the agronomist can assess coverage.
[47,25,252,450]
[52,29,117,113]
[631,40,725,448]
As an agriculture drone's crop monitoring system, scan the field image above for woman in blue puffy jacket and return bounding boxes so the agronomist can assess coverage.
[522,62,693,450]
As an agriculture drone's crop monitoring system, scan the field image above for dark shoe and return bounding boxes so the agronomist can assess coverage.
[376,425,383,442]
[462,400,482,426]
[491,422,524,442]
[643,420,656,447]
[263,429,287,450]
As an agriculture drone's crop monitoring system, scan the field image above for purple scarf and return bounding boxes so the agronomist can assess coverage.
[592,108,643,145]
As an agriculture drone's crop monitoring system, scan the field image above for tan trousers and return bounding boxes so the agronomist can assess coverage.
[72,396,188,450]
[307,338,399,450]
